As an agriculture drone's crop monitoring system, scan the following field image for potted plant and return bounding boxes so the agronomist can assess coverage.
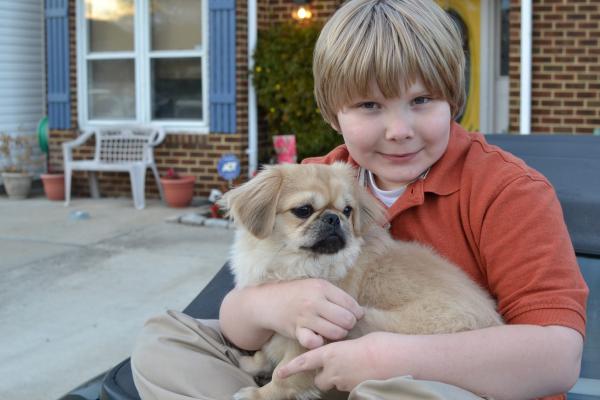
[0,133,34,199]
[40,170,65,201]
[160,168,196,208]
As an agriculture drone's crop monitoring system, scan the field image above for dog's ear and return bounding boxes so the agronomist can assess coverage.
[353,183,388,235]
[218,166,283,239]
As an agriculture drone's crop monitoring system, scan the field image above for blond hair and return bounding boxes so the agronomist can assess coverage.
[313,0,466,129]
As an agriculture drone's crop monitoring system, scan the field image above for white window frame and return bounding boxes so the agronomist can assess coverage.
[76,0,210,133]
[480,0,509,134]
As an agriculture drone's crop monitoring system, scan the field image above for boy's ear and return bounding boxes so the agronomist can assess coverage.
[218,166,283,239]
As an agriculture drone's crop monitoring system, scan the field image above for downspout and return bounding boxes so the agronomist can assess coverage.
[519,0,532,135]
[247,0,259,177]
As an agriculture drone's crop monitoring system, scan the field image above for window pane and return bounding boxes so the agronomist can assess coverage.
[86,0,134,52]
[152,58,202,120]
[151,0,202,51]
[88,60,136,119]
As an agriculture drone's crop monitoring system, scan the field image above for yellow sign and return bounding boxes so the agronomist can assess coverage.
[436,0,480,132]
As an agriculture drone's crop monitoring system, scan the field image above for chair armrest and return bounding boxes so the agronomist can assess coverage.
[63,129,96,150]
[62,130,97,163]
[147,127,166,147]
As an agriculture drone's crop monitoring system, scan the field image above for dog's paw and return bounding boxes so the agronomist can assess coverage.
[233,386,260,400]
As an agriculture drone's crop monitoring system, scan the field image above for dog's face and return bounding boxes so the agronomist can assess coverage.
[220,163,384,261]
[266,164,364,256]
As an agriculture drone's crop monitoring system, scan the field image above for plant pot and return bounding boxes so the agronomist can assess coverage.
[1,172,33,199]
[273,135,297,164]
[161,175,196,208]
[41,173,65,201]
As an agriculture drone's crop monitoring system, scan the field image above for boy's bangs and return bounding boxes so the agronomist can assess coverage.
[330,7,445,111]
[314,0,465,126]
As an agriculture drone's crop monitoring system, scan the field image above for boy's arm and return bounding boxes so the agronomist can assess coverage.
[278,324,583,399]
[219,287,274,350]
[219,278,364,351]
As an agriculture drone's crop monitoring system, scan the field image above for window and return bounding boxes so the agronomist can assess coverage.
[77,0,209,131]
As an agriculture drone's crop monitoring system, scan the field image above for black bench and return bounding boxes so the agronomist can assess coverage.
[59,134,600,400]
[484,135,600,400]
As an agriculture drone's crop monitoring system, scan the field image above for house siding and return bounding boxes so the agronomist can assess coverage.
[0,0,46,176]
[0,1,45,133]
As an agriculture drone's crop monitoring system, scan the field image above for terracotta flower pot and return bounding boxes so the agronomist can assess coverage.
[161,175,196,208]
[41,173,65,201]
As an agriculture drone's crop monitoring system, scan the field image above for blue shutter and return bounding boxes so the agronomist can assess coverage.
[209,0,236,133]
[45,0,70,129]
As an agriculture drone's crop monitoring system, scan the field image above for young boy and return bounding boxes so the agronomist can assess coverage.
[131,0,588,399]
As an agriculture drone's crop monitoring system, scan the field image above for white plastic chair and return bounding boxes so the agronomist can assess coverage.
[63,126,166,209]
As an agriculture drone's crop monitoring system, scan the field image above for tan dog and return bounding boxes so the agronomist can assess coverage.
[220,163,503,400]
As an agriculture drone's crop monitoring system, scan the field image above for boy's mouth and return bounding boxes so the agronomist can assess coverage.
[379,150,420,162]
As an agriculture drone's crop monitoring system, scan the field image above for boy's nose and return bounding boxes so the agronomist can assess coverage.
[385,113,414,141]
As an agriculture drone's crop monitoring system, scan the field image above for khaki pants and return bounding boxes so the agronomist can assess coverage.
[131,310,486,400]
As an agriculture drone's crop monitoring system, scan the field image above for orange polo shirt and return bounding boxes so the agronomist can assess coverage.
[304,122,588,400]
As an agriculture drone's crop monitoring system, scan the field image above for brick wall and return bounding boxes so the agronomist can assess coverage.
[509,0,600,134]
[49,131,247,197]
[261,0,341,24]
[48,0,249,199]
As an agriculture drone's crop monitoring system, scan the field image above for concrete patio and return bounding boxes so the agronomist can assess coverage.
[0,195,234,400]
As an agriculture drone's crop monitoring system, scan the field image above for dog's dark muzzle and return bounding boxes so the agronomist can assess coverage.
[308,213,346,255]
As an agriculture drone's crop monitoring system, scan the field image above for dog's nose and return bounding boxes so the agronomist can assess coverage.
[321,213,340,226]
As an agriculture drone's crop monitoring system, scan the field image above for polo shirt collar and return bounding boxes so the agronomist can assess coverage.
[381,121,470,218]
[422,121,470,196]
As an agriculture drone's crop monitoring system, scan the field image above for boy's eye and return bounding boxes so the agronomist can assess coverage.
[359,102,379,110]
[291,205,314,219]
[412,96,432,105]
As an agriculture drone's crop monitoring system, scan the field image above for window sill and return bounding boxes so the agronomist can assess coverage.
[78,120,211,135]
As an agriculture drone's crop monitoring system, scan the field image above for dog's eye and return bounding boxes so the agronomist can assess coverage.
[291,205,314,219]
[343,206,353,217]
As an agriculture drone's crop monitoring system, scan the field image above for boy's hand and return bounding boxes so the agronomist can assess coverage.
[220,279,363,351]
[276,333,385,392]
[261,279,364,349]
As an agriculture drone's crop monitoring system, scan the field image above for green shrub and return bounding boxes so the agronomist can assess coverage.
[252,22,343,161]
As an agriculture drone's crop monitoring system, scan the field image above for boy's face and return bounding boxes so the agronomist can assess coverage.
[335,78,452,191]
